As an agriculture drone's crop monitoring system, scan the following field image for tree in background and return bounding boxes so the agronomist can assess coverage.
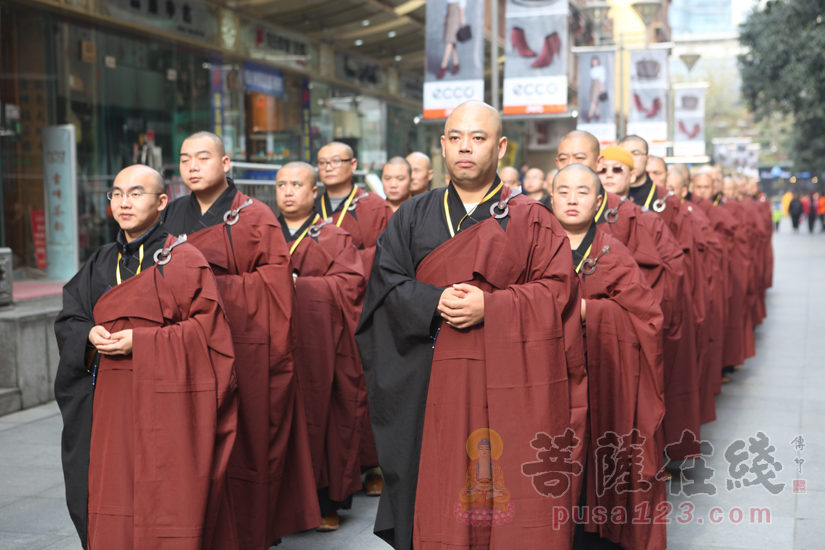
[739,0,825,176]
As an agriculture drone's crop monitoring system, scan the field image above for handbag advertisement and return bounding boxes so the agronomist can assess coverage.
[502,0,569,115]
[673,87,706,157]
[424,0,486,119]
[576,51,616,145]
[627,49,669,155]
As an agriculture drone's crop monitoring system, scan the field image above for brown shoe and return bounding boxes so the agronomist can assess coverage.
[722,375,732,384]
[365,473,383,496]
[733,364,740,371]
[315,511,339,532]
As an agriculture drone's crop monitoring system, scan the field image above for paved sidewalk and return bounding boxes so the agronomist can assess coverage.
[0,220,821,550]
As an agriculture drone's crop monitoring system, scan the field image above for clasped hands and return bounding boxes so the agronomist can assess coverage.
[437,284,484,330]
[88,326,133,356]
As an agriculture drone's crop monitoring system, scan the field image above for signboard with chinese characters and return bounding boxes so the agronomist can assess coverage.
[503,0,569,115]
[96,0,220,46]
[334,52,387,91]
[240,20,317,73]
[42,125,79,279]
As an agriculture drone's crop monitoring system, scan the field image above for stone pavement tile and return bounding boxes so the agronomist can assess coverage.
[276,492,380,550]
[0,532,72,550]
[35,484,65,501]
[0,402,60,425]
[0,417,63,446]
[711,396,802,431]
[0,467,64,498]
[0,443,62,469]
[0,497,76,535]
[40,536,82,550]
[793,517,825,550]
[0,495,22,509]
[666,513,794,550]
[794,489,825,519]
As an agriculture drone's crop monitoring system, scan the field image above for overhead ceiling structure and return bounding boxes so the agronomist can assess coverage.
[223,0,429,75]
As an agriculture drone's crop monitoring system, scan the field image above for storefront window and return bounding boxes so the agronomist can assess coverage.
[310,81,387,171]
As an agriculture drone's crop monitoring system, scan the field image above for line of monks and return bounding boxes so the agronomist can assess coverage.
[53,100,772,550]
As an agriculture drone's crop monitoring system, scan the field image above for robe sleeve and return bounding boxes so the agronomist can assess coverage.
[53,249,103,546]
[482,215,587,505]
[355,205,445,546]
[130,245,237,545]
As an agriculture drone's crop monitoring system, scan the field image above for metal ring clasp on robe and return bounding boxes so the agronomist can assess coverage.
[605,207,620,224]
[308,218,333,238]
[490,189,521,219]
[348,192,370,211]
[223,198,255,226]
[651,190,674,214]
[153,234,188,266]
[581,245,611,275]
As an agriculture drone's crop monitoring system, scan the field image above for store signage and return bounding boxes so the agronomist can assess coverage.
[42,125,79,279]
[673,86,706,157]
[628,49,669,155]
[334,52,386,91]
[97,0,220,46]
[576,51,616,145]
[503,0,569,115]
[240,20,315,72]
[30,210,47,270]
[243,62,284,97]
[423,0,486,119]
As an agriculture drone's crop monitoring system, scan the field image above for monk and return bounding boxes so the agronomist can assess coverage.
[314,141,393,279]
[55,165,238,549]
[161,132,319,549]
[599,145,700,463]
[407,152,435,196]
[690,173,741,384]
[275,161,368,532]
[522,167,546,200]
[550,164,666,550]
[646,156,668,189]
[382,156,414,212]
[668,170,723,424]
[356,100,587,550]
[315,142,394,488]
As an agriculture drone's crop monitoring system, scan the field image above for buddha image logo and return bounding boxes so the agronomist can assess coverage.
[453,428,516,526]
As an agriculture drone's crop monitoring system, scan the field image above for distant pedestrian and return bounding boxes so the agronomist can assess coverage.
[772,204,783,232]
[789,194,803,231]
[817,193,825,231]
[808,192,819,233]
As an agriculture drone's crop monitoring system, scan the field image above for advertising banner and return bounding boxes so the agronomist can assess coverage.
[576,51,616,144]
[674,86,706,157]
[42,125,79,280]
[503,0,568,115]
[628,49,668,153]
[424,0,486,119]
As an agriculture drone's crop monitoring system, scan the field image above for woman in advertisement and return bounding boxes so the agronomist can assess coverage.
[588,55,606,122]
[438,0,467,79]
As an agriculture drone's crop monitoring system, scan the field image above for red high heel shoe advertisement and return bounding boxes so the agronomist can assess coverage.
[502,0,569,115]
[673,86,707,158]
[628,49,669,157]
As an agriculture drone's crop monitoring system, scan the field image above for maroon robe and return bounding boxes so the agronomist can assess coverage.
[695,198,746,367]
[718,198,756,360]
[181,192,320,547]
[685,198,726,416]
[580,228,666,550]
[290,220,368,502]
[319,187,393,468]
[88,241,238,550]
[413,198,587,550]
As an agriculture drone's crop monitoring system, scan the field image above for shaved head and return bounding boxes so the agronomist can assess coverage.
[280,161,317,186]
[406,151,432,170]
[556,130,603,172]
[552,163,602,193]
[184,131,226,158]
[117,164,165,193]
[647,156,668,188]
[500,166,520,189]
[446,100,503,140]
[441,100,507,192]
